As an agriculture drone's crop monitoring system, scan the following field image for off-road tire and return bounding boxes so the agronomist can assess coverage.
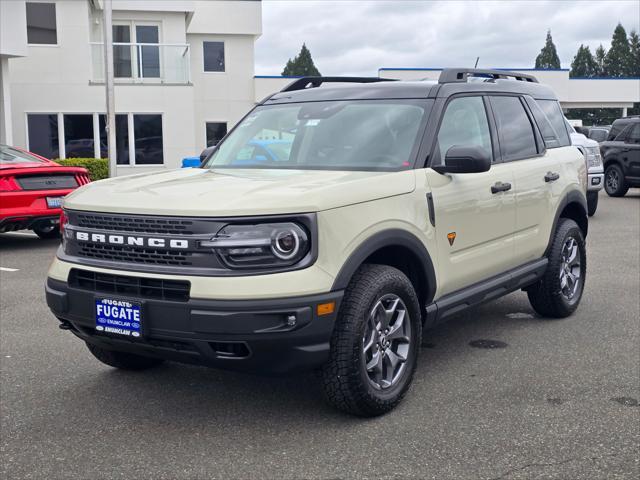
[33,225,60,239]
[586,191,598,217]
[527,219,586,318]
[321,264,422,417]
[86,343,164,370]
[604,164,629,197]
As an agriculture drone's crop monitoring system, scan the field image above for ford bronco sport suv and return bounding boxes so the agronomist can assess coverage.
[46,69,588,417]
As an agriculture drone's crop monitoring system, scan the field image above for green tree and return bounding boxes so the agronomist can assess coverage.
[604,23,631,77]
[595,44,607,76]
[535,30,561,69]
[281,43,321,77]
[570,44,598,77]
[629,30,640,77]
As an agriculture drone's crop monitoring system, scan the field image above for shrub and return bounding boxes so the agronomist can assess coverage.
[54,158,109,181]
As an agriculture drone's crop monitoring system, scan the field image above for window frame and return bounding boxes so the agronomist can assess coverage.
[202,40,226,73]
[487,94,545,163]
[26,1,58,47]
[204,121,229,148]
[425,93,498,168]
[111,20,163,81]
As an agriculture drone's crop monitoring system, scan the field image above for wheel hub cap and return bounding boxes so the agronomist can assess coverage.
[559,237,581,301]
[362,294,412,390]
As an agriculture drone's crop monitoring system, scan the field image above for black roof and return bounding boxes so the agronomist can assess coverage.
[263,68,559,105]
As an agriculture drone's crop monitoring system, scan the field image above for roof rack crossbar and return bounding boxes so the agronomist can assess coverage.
[438,68,539,84]
[280,76,396,92]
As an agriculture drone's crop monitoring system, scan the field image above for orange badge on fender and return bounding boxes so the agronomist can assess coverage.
[447,232,456,246]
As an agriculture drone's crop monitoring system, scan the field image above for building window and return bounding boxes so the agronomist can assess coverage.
[206,122,228,147]
[27,114,59,159]
[113,25,132,78]
[26,2,57,45]
[112,23,161,79]
[203,41,225,72]
[133,115,163,164]
[99,114,130,164]
[63,114,95,158]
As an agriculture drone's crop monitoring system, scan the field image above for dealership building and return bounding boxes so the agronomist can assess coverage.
[1,0,639,173]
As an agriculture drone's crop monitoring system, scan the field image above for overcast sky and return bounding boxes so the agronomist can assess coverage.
[255,0,640,76]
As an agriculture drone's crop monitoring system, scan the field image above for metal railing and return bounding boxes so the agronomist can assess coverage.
[91,42,191,84]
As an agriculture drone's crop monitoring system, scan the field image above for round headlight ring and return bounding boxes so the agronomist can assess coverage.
[272,229,300,260]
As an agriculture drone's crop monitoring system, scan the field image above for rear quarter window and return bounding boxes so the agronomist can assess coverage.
[535,99,571,147]
[490,96,538,161]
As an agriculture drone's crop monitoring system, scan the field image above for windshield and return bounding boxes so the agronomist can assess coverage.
[204,100,430,171]
[0,145,48,165]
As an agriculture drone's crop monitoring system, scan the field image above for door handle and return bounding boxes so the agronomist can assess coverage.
[544,171,560,182]
[491,181,512,194]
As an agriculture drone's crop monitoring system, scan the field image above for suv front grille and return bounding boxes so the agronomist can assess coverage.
[78,243,193,266]
[76,213,195,235]
[69,269,190,301]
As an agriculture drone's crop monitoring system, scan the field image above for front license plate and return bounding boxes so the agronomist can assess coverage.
[95,298,142,338]
[46,197,64,208]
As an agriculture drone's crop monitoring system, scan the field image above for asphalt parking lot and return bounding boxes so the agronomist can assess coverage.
[1,192,639,480]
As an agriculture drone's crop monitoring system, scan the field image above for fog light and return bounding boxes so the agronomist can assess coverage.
[286,314,297,327]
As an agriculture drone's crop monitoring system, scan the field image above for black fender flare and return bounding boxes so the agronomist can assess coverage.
[545,189,588,256]
[331,229,437,303]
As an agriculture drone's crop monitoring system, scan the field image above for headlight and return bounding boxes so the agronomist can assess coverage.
[203,222,310,269]
[584,146,602,169]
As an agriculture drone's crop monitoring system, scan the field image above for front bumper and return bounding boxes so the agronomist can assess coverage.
[587,167,604,192]
[46,277,343,374]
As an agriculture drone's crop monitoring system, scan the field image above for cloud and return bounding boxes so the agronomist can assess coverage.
[255,0,640,76]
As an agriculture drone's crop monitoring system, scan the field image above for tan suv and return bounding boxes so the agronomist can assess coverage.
[46,69,588,416]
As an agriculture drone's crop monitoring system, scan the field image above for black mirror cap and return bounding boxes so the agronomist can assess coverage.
[432,145,492,174]
[199,145,217,163]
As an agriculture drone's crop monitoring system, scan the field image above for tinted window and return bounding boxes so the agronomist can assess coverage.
[26,2,57,44]
[133,115,163,164]
[491,96,537,161]
[525,97,558,148]
[627,124,640,143]
[614,125,631,142]
[99,114,130,164]
[435,96,492,164]
[203,42,225,72]
[27,114,59,159]
[63,114,94,158]
[113,25,132,78]
[535,100,570,147]
[206,122,228,147]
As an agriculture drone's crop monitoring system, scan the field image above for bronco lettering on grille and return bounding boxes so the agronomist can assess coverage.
[75,231,189,249]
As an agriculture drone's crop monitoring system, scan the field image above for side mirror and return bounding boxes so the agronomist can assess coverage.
[432,145,492,174]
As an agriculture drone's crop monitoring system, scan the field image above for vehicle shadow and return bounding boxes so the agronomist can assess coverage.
[55,293,540,428]
[0,232,60,251]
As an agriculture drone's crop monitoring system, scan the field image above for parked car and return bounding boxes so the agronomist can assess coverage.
[566,121,604,216]
[587,126,610,143]
[600,116,640,196]
[46,70,588,416]
[0,144,91,238]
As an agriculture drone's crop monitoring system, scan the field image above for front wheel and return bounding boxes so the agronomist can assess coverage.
[604,164,629,197]
[33,224,60,239]
[587,191,599,217]
[321,264,422,417]
[527,219,586,318]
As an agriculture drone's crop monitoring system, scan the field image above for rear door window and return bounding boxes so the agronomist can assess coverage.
[535,100,571,147]
[490,96,538,161]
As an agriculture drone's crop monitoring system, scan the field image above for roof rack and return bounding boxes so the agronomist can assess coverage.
[438,68,539,84]
[280,76,396,92]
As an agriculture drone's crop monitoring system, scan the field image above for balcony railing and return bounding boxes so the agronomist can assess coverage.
[91,42,191,84]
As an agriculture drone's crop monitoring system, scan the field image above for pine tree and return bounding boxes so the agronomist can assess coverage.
[595,44,607,76]
[535,30,561,69]
[570,44,598,77]
[629,30,640,77]
[604,23,631,77]
[281,44,321,77]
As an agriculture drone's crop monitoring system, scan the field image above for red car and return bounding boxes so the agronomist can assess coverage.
[0,144,91,239]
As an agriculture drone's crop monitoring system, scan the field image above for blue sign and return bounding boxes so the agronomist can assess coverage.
[95,298,142,338]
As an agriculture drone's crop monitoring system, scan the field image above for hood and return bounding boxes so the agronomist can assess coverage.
[570,132,598,149]
[63,168,416,216]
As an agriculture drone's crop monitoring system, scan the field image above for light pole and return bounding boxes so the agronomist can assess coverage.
[102,0,117,177]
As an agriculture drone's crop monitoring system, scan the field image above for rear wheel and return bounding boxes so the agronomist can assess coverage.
[321,264,422,417]
[86,343,164,370]
[587,191,599,217]
[33,224,60,239]
[527,219,586,318]
[604,164,629,197]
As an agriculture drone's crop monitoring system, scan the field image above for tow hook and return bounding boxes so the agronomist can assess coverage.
[58,320,73,330]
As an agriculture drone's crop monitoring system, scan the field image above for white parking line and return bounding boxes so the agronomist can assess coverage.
[0,267,19,272]
[2,231,38,237]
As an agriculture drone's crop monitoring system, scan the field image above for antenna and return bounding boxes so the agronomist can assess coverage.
[474,57,480,68]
